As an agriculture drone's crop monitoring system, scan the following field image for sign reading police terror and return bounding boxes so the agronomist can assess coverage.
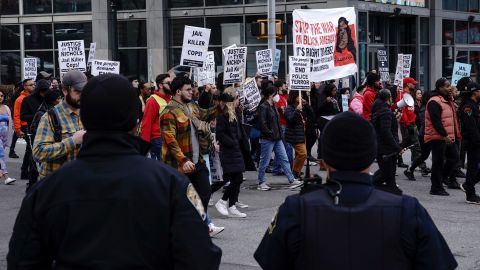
[58,40,86,74]
[180,26,211,67]
[293,7,357,82]
[256,49,273,76]
[194,51,215,87]
[242,77,262,111]
[272,49,281,75]
[91,60,120,76]
[289,56,311,91]
[87,42,96,67]
[223,47,247,85]
[451,62,472,86]
[23,58,37,80]
[377,48,389,82]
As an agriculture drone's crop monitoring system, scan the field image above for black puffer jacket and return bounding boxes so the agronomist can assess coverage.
[258,101,282,141]
[371,99,401,155]
[284,105,306,144]
[20,79,50,127]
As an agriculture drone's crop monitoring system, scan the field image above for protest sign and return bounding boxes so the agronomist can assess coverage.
[289,56,311,91]
[194,51,215,87]
[242,77,261,111]
[23,58,37,80]
[87,42,96,67]
[402,54,412,80]
[393,54,404,87]
[91,60,120,76]
[223,44,237,56]
[341,94,349,112]
[256,49,273,76]
[272,49,281,75]
[451,62,472,86]
[293,7,357,82]
[180,26,211,67]
[394,54,412,88]
[223,47,247,85]
[58,40,86,74]
[377,48,389,82]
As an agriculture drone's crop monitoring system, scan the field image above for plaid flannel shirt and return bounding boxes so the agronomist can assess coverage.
[161,99,218,172]
[32,101,83,178]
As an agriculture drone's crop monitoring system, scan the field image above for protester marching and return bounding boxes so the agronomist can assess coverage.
[5,4,480,270]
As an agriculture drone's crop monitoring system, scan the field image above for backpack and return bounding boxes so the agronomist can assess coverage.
[48,108,62,143]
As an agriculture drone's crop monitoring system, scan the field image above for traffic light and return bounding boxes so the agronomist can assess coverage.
[251,19,286,39]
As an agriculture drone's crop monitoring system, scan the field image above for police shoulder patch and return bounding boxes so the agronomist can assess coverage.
[464,106,473,116]
[186,183,206,221]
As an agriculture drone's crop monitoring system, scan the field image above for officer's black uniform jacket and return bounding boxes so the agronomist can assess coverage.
[459,98,480,148]
[254,171,457,270]
[7,132,222,270]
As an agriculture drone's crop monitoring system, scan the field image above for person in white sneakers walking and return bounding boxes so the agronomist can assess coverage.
[214,88,252,218]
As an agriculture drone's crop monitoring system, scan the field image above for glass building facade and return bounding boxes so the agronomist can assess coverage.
[1,0,479,89]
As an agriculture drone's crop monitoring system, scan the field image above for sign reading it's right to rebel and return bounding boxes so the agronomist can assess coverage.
[293,7,357,82]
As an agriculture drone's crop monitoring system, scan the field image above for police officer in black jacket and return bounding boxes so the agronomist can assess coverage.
[7,74,221,270]
[371,89,403,194]
[254,112,457,270]
[459,82,480,204]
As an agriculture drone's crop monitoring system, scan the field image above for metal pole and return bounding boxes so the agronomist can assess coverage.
[110,0,119,61]
[267,0,276,53]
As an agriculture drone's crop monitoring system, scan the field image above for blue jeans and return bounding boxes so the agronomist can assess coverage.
[258,139,295,184]
[273,126,293,173]
[150,138,162,160]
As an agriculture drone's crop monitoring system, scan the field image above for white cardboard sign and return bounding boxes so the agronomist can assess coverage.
[452,62,472,86]
[289,56,311,91]
[23,58,37,80]
[256,49,273,76]
[223,47,247,85]
[180,26,211,67]
[58,40,86,74]
[87,42,96,67]
[91,60,120,76]
[242,78,262,111]
[194,51,216,87]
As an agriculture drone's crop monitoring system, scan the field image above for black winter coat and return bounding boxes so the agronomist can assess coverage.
[7,132,222,270]
[414,101,426,136]
[20,91,44,127]
[371,99,401,155]
[258,101,282,141]
[284,105,306,144]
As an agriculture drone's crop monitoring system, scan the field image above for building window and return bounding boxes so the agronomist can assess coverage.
[54,22,92,48]
[24,24,53,50]
[169,18,204,46]
[24,51,55,76]
[206,0,243,6]
[118,20,147,47]
[443,20,454,45]
[24,0,52,14]
[1,25,20,51]
[469,21,480,44]
[117,20,147,81]
[119,49,147,81]
[442,47,454,79]
[168,0,202,8]
[1,0,19,15]
[116,0,146,10]
[54,0,91,12]
[470,0,479,12]
[455,21,468,44]
[206,16,243,46]
[0,52,21,84]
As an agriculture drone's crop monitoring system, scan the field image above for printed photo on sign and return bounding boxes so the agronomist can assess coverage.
[223,47,247,85]
[293,7,357,82]
[242,78,261,111]
[256,49,273,76]
[91,60,120,76]
[180,26,211,68]
[23,58,37,80]
[58,40,86,73]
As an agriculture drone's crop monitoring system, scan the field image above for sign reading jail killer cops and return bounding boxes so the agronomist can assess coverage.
[58,40,86,74]
[377,48,390,82]
[256,49,273,76]
[452,62,472,86]
[293,7,357,82]
[194,51,215,87]
[87,42,96,67]
[180,26,211,67]
[223,47,247,85]
[23,58,37,80]
[242,77,261,111]
[289,56,311,91]
[91,60,120,76]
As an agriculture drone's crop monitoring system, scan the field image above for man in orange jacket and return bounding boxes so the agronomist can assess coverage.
[13,79,35,179]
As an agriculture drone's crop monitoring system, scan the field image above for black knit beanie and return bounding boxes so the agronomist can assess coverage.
[80,74,139,132]
[321,112,377,171]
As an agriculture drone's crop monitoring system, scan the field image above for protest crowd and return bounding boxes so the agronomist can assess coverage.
[3,7,480,270]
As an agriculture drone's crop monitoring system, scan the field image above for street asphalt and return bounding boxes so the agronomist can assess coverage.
[1,141,479,270]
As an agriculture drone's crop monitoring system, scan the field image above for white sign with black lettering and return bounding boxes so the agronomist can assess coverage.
[58,40,86,73]
[23,58,37,80]
[223,47,247,85]
[256,49,273,76]
[87,42,96,66]
[194,51,215,87]
[180,26,211,67]
[242,77,262,111]
[289,56,311,91]
[393,54,404,87]
[91,60,120,76]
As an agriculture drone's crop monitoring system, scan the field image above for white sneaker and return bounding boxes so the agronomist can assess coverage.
[257,183,271,191]
[208,198,214,206]
[228,205,247,218]
[289,180,303,189]
[208,223,225,237]
[235,201,249,208]
[4,177,16,185]
[215,199,229,216]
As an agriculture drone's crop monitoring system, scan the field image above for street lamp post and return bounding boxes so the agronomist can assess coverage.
[109,0,119,61]
[267,0,276,53]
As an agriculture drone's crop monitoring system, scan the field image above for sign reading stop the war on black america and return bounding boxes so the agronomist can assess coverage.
[180,26,211,68]
[58,40,86,74]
